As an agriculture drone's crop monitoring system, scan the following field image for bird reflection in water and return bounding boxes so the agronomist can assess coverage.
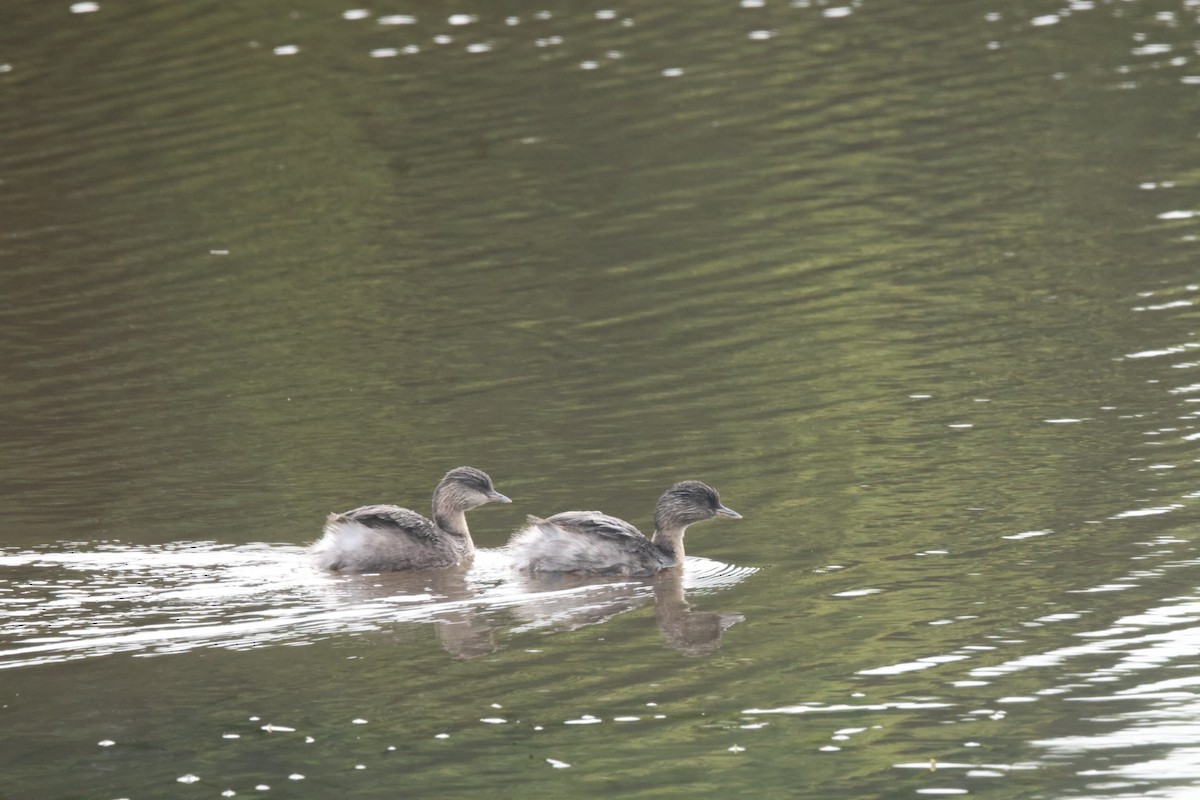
[326,565,498,659]
[510,566,744,656]
[320,553,752,659]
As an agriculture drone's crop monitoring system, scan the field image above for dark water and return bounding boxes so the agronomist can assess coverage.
[4,0,1200,796]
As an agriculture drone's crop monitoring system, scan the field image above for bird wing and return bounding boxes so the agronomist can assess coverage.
[334,505,438,540]
[513,511,662,576]
[545,511,646,542]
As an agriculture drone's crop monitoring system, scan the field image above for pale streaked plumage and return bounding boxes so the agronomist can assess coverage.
[311,466,510,572]
[508,481,741,577]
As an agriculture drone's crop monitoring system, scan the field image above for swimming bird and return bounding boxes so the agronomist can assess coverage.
[508,481,740,577]
[311,466,511,572]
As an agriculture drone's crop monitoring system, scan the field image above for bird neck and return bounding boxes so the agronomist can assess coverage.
[432,494,470,539]
[651,525,688,564]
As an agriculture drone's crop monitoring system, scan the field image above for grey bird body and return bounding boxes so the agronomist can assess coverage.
[509,481,740,577]
[311,467,510,572]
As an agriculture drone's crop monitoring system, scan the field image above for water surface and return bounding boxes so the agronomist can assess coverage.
[4,0,1200,797]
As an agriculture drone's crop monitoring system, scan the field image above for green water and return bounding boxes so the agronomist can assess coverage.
[4,0,1200,797]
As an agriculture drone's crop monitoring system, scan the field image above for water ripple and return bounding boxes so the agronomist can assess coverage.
[0,543,754,667]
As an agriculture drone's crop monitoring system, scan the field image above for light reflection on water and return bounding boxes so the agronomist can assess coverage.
[1019,578,1200,797]
[0,544,755,666]
[750,514,1200,797]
